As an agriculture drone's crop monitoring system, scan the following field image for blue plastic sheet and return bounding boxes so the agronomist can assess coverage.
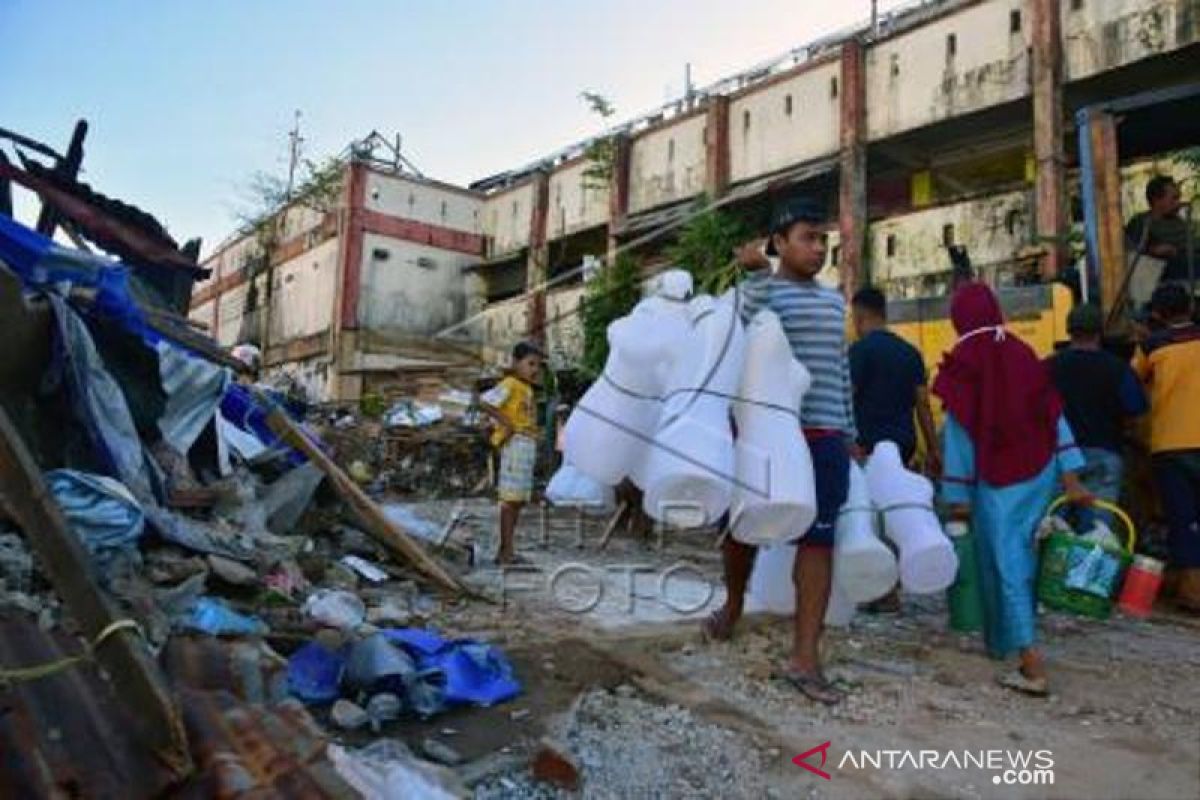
[45,468,144,572]
[178,597,268,636]
[286,628,521,715]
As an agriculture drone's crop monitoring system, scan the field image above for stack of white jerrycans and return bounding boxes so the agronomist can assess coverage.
[552,268,958,621]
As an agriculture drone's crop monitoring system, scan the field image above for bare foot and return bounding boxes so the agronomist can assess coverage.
[700,607,740,642]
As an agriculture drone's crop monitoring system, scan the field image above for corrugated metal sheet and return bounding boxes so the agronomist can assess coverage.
[0,623,355,799]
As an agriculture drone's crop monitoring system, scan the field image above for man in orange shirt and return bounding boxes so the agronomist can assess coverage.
[1133,284,1200,612]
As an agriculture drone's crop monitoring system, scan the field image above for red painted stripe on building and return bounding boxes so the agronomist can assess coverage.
[359,210,485,257]
[338,163,369,331]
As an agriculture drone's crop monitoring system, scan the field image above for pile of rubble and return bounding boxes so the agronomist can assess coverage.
[0,128,518,797]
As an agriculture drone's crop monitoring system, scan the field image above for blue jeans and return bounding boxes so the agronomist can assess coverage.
[1074,447,1124,532]
[1153,451,1200,568]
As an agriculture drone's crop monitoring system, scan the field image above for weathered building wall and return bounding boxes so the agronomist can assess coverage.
[363,171,482,234]
[216,282,251,348]
[866,0,1031,141]
[548,159,610,239]
[1064,0,1199,81]
[479,295,529,364]
[868,189,1031,289]
[188,298,216,332]
[543,285,586,368]
[729,60,842,183]
[628,112,707,214]
[356,232,477,337]
[262,357,333,404]
[482,181,535,257]
[266,237,340,343]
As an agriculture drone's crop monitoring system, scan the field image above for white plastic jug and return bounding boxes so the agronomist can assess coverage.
[641,290,746,527]
[832,463,899,603]
[747,543,857,626]
[865,442,958,594]
[562,289,688,486]
[729,309,817,545]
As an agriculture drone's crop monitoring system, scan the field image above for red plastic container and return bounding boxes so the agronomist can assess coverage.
[1117,555,1164,618]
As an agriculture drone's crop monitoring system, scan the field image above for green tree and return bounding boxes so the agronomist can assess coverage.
[665,199,749,294]
[580,92,617,191]
[579,252,641,377]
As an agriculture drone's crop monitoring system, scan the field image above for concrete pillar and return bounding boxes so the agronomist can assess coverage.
[838,38,868,297]
[526,169,550,346]
[705,96,731,199]
[331,160,368,402]
[606,134,632,262]
[1032,0,1067,281]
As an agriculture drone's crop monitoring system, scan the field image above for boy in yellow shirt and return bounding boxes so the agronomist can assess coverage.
[481,342,543,564]
[1132,284,1200,613]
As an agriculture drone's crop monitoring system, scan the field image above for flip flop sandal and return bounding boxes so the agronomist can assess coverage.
[997,669,1049,697]
[700,609,736,643]
[778,670,843,706]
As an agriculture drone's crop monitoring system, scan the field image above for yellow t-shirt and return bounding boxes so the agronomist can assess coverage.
[1132,324,1200,453]
[481,375,538,448]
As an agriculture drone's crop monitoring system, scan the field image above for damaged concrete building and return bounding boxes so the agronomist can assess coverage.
[189,136,488,403]
[193,0,1200,397]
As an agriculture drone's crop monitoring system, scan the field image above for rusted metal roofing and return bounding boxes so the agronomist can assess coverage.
[0,623,356,799]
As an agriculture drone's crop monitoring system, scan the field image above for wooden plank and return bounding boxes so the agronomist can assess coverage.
[1090,112,1127,320]
[256,392,468,596]
[0,406,192,777]
[35,120,87,238]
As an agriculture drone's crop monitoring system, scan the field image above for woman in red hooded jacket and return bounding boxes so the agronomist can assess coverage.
[935,283,1093,696]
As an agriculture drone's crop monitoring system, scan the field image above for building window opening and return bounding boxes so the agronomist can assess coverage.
[947,33,957,57]
[785,94,794,116]
[890,54,900,77]
[942,224,955,247]
[1005,209,1022,235]
[743,110,751,132]
[830,76,839,99]
[668,138,675,162]
[831,245,841,266]
[886,235,897,257]
[1070,0,1083,9]
[1010,9,1022,33]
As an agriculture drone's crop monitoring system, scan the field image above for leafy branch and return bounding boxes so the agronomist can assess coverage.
[665,198,749,295]
[580,91,617,191]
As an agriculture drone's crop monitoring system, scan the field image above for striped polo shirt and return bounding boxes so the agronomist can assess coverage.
[738,272,857,437]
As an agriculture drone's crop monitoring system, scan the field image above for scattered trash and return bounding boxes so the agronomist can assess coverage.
[342,555,389,583]
[332,699,371,731]
[367,597,413,627]
[384,400,444,429]
[206,554,258,586]
[346,633,418,693]
[177,597,268,636]
[329,739,467,800]
[421,738,463,766]
[45,469,145,573]
[287,641,347,704]
[366,692,403,732]
[381,504,444,543]
[304,589,367,629]
[532,737,580,791]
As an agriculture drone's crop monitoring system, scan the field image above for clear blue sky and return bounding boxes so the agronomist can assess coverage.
[1,0,904,257]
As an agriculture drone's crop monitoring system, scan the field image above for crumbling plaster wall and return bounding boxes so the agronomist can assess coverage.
[628,113,707,214]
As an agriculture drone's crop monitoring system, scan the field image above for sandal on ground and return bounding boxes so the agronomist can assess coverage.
[997,669,1049,697]
[778,670,843,706]
[700,609,737,643]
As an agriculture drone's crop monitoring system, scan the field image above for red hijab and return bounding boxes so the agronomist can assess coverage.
[932,283,1063,486]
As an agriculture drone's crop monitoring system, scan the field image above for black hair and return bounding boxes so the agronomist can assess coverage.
[1151,283,1192,319]
[851,286,887,318]
[1146,175,1177,205]
[512,340,543,361]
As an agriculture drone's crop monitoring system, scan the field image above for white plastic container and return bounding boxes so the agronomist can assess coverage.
[729,309,817,545]
[865,442,958,594]
[641,290,746,527]
[746,543,857,626]
[833,462,899,603]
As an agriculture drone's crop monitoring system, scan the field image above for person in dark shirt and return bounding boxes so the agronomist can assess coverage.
[1125,175,1194,285]
[1047,303,1148,516]
[849,287,940,475]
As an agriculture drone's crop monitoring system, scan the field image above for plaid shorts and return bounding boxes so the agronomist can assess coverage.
[498,434,537,503]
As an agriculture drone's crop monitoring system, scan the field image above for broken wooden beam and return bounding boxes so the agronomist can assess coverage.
[0,406,192,778]
[256,391,468,596]
[35,120,87,239]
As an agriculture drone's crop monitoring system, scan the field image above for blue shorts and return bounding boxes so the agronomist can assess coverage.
[798,432,850,547]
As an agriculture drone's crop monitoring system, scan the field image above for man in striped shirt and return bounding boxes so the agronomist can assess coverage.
[703,198,855,706]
